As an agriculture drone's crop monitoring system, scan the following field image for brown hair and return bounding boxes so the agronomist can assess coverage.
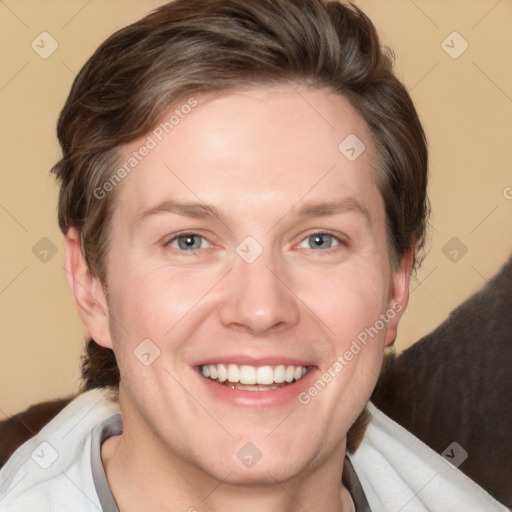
[51,0,429,451]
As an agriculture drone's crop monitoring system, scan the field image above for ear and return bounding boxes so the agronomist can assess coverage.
[64,227,113,349]
[383,249,414,348]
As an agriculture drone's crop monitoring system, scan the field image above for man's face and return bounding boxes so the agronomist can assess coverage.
[96,84,408,483]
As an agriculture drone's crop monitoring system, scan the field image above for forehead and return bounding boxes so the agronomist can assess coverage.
[111,83,381,226]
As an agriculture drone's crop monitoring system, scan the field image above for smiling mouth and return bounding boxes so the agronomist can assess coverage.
[198,363,308,391]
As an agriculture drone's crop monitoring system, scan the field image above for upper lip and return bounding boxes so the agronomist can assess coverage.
[192,355,315,368]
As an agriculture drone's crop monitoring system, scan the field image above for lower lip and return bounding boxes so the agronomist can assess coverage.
[195,368,317,408]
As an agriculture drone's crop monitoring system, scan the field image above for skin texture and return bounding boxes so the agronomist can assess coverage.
[65,84,412,512]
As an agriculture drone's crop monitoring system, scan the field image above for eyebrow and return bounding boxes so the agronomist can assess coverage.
[295,198,371,225]
[136,200,223,224]
[135,197,371,226]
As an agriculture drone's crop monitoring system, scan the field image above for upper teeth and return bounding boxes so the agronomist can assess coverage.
[201,364,307,385]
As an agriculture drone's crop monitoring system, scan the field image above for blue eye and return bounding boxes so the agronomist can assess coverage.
[167,233,210,251]
[299,233,341,250]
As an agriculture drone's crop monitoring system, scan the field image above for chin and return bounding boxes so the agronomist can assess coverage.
[196,433,322,486]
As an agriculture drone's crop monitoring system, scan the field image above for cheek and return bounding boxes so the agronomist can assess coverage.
[107,262,224,346]
[297,263,390,404]
[302,267,390,425]
[300,262,391,343]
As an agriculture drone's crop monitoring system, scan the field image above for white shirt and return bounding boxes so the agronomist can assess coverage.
[0,389,508,511]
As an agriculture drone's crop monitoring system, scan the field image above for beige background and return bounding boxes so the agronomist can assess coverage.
[1,0,511,416]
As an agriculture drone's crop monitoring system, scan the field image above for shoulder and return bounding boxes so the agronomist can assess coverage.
[0,389,120,512]
[348,402,509,512]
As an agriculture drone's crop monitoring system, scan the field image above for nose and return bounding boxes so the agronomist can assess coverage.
[219,249,300,336]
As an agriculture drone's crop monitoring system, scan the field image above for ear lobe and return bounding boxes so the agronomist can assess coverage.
[383,249,414,348]
[64,227,113,349]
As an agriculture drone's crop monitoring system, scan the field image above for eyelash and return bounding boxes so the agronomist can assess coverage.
[165,232,209,252]
[164,231,347,253]
[297,232,345,252]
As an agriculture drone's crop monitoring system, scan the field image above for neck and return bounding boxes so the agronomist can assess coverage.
[101,422,354,512]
